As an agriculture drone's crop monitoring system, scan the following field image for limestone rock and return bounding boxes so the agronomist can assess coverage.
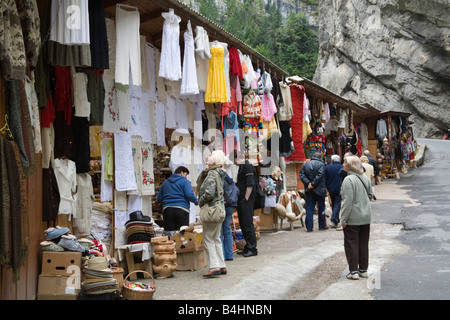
[313,0,450,138]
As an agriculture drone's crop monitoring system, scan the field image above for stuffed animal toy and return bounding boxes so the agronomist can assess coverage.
[275,190,306,231]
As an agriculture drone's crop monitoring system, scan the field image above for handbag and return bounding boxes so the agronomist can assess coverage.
[199,171,225,224]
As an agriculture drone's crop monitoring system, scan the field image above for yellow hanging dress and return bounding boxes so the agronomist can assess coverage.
[205,46,228,103]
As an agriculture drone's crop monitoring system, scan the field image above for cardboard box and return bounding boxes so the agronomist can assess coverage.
[176,249,207,271]
[172,232,205,252]
[37,274,80,300]
[41,251,82,276]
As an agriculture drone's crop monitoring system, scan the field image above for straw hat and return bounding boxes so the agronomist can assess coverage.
[86,257,109,271]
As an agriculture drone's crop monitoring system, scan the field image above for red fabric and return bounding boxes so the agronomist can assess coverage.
[285,84,306,163]
[54,66,73,125]
[40,94,55,127]
[229,46,243,79]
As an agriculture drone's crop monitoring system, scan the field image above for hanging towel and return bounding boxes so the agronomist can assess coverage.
[114,132,137,192]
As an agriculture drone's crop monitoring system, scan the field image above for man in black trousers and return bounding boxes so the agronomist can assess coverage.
[236,160,258,257]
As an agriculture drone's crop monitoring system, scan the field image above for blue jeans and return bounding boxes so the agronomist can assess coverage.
[305,192,326,231]
[328,192,341,224]
[221,206,234,260]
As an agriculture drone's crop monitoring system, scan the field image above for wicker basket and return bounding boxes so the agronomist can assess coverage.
[111,267,124,289]
[122,270,156,300]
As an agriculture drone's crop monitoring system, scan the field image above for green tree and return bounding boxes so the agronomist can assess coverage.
[274,12,318,78]
[197,0,220,22]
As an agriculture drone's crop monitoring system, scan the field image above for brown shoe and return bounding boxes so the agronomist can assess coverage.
[203,268,221,278]
[220,268,227,275]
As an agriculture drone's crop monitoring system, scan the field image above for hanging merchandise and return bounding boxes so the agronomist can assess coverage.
[242,54,256,89]
[194,26,211,92]
[159,8,182,81]
[302,95,312,140]
[180,21,199,96]
[114,132,138,192]
[88,0,109,69]
[229,46,243,80]
[4,80,36,175]
[284,84,306,163]
[71,68,91,119]
[17,0,41,67]
[305,134,326,159]
[50,0,90,45]
[115,4,141,86]
[73,173,94,236]
[376,119,388,139]
[205,41,228,103]
[53,158,77,216]
[223,110,240,155]
[242,89,263,165]
[24,75,42,153]
[278,82,293,121]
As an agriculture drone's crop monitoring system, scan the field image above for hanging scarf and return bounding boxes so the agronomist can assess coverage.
[4,139,23,282]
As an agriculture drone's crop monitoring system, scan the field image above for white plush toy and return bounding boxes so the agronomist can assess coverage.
[275,190,306,231]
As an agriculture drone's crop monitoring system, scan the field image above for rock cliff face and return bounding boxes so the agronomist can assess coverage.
[313,0,450,138]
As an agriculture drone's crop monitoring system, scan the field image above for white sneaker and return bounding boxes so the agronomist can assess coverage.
[358,270,369,278]
[330,221,341,228]
[346,272,359,280]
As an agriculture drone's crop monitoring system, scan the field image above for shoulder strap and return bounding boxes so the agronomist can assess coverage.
[353,174,370,199]
[212,170,223,199]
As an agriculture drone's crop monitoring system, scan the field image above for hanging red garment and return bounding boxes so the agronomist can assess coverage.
[229,46,243,79]
[41,94,56,128]
[285,84,306,163]
[53,66,73,125]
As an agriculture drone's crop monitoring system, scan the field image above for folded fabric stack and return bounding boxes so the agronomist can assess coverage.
[81,257,119,295]
[125,211,155,244]
[40,226,89,254]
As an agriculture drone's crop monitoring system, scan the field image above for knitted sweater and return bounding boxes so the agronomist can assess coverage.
[0,0,26,79]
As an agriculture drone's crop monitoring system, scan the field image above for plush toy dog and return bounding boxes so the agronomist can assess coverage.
[275,190,306,231]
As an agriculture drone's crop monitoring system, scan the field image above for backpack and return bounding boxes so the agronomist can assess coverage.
[223,175,239,207]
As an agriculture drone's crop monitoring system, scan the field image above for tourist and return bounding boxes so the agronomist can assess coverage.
[299,151,327,232]
[325,155,343,230]
[157,166,198,231]
[340,156,373,280]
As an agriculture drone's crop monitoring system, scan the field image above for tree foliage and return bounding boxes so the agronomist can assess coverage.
[194,0,318,79]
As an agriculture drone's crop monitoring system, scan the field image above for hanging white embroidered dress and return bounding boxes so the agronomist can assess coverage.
[158,9,182,81]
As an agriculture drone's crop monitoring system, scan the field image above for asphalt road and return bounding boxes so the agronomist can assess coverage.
[370,138,450,300]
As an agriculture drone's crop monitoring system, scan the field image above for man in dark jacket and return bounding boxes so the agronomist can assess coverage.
[325,155,344,229]
[299,152,327,232]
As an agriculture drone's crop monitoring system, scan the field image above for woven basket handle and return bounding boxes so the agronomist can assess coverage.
[124,270,156,289]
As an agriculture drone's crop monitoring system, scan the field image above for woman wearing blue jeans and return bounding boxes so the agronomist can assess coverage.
[221,206,234,260]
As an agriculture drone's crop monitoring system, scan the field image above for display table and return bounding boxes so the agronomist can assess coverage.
[117,243,154,280]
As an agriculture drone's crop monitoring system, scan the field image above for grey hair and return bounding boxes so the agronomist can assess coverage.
[331,155,340,163]
[345,156,364,174]
[208,149,226,166]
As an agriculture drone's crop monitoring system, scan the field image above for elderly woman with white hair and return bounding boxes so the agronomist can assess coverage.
[341,155,373,280]
[196,149,227,278]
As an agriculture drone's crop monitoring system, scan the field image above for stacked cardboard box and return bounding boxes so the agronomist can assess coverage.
[171,231,207,271]
[37,252,82,300]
